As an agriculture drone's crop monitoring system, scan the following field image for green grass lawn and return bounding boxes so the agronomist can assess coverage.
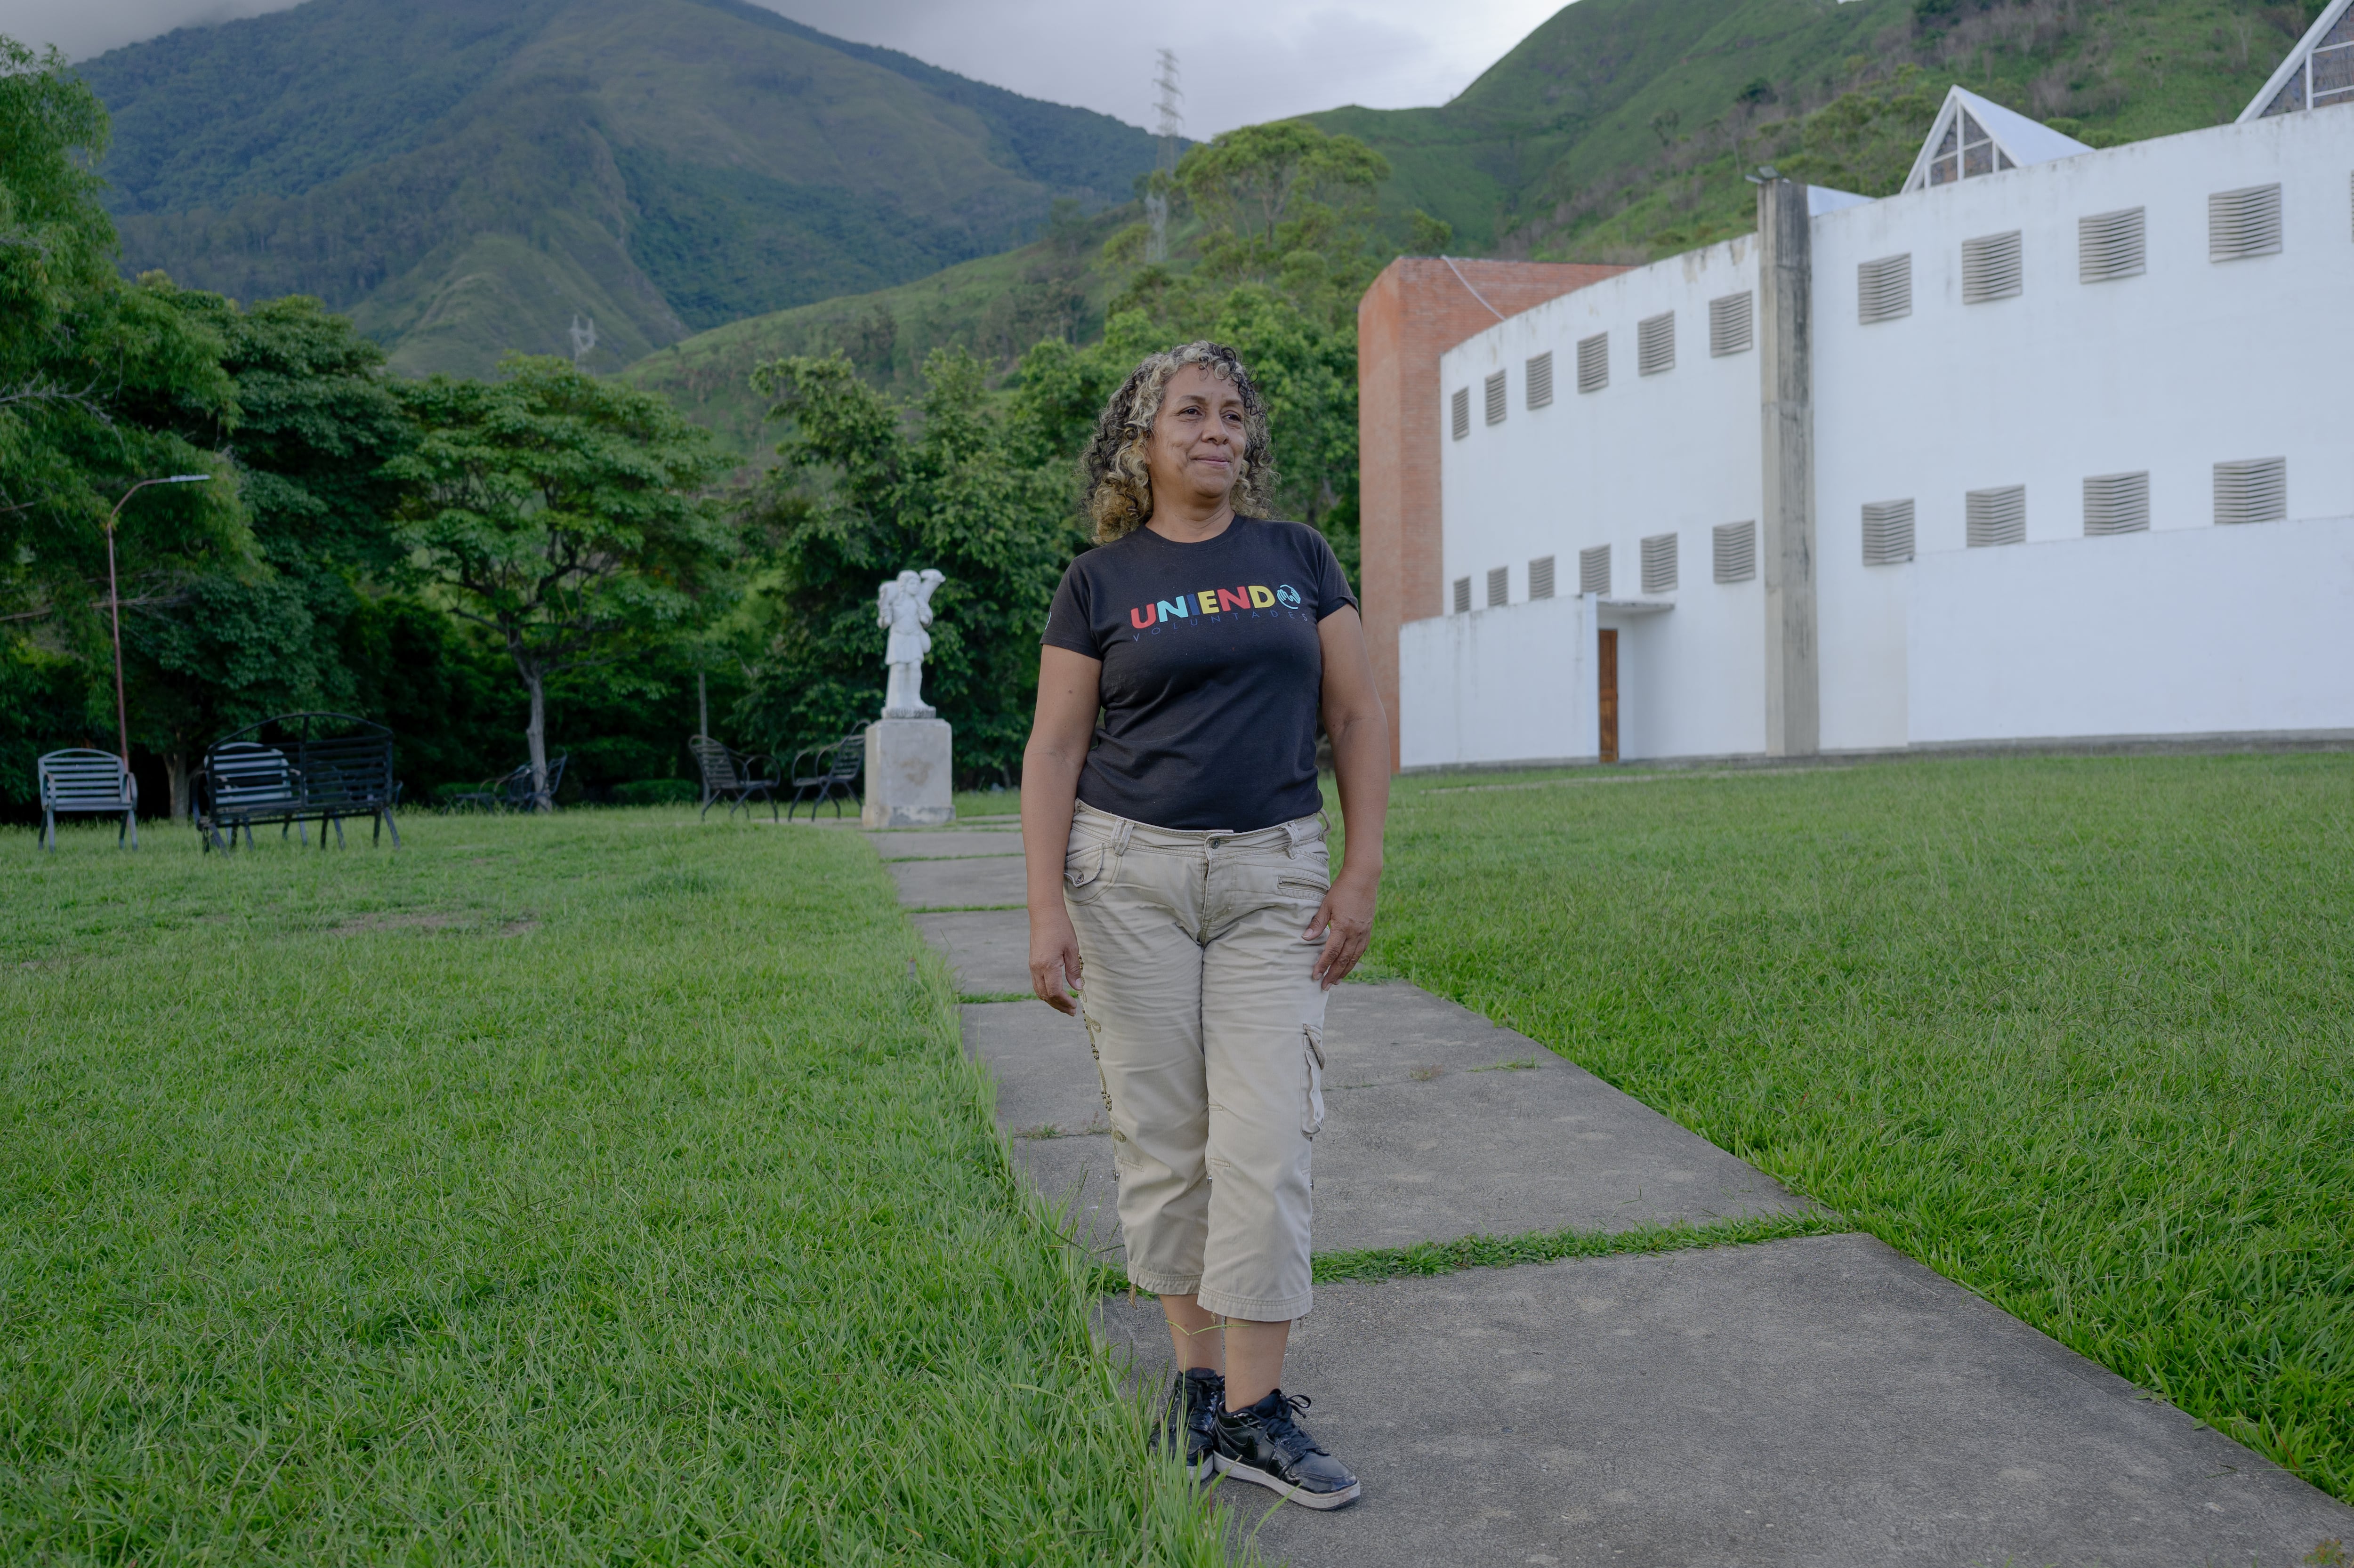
[1371,754,2354,1501]
[0,809,1230,1565]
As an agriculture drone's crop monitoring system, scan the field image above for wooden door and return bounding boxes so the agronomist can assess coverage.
[1597,628,1619,764]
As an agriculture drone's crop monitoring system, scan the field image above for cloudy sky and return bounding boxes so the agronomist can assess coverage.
[0,0,1571,135]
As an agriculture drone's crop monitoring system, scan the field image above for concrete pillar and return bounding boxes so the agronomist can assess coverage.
[1757,177,1820,757]
[863,718,953,828]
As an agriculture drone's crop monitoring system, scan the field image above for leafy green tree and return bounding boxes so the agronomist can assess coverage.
[736,346,1081,782]
[121,289,413,814]
[1175,120,1390,307]
[0,639,85,814]
[388,357,736,807]
[1404,209,1455,255]
[0,40,244,764]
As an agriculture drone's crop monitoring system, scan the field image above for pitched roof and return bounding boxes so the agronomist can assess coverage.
[2239,0,2354,121]
[1900,86,2091,195]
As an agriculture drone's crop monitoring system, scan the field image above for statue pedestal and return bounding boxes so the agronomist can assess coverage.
[863,717,954,828]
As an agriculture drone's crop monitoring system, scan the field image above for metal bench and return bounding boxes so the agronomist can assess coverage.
[36,749,138,850]
[193,712,400,852]
[447,754,566,813]
[783,731,865,822]
[690,735,782,821]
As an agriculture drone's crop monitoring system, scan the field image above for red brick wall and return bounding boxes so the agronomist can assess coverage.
[1357,258,1627,770]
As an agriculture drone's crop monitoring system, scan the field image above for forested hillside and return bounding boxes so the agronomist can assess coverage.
[1322,0,2324,262]
[77,0,1159,377]
[630,0,2319,439]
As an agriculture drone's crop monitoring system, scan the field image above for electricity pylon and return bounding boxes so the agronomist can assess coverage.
[1146,48,1182,264]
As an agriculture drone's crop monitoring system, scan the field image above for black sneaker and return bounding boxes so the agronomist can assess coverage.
[1163,1367,1224,1479]
[1212,1389,1361,1509]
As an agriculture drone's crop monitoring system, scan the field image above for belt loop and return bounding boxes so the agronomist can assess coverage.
[1113,818,1133,856]
[1284,818,1306,858]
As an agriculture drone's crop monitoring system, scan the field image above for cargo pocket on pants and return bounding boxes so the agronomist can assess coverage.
[1064,843,1110,907]
[1302,1025,1326,1138]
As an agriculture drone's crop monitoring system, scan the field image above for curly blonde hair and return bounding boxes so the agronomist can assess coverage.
[1081,341,1276,543]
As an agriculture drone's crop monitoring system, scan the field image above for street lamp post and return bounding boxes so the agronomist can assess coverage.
[103,474,210,769]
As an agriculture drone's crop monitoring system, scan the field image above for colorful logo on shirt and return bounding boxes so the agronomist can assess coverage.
[1129,584,1301,629]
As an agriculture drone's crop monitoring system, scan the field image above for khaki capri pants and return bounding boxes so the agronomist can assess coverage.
[1062,800,1330,1321]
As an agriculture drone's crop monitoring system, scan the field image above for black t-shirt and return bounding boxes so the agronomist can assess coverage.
[1042,517,1357,831]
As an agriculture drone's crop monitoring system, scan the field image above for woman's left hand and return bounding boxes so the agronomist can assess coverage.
[1306,873,1377,989]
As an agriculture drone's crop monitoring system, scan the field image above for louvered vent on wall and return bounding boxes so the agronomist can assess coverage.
[1529,555,1556,600]
[1862,500,1916,565]
[1526,352,1555,409]
[1858,254,1912,323]
[1961,231,2023,304]
[2209,184,2283,262]
[1637,312,1675,376]
[2078,208,2146,282]
[1965,486,2027,548]
[1486,566,1509,607]
[1708,292,1753,356]
[1484,371,1508,425]
[1712,521,1756,583]
[2214,457,2287,525]
[1579,545,1611,596]
[1639,532,1678,593]
[1577,333,1609,393]
[2081,472,2151,536]
[1452,575,1471,613]
[1450,387,1469,440]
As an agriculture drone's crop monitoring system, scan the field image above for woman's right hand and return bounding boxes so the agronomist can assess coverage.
[1021,645,1104,1020]
[1030,908,1084,1015]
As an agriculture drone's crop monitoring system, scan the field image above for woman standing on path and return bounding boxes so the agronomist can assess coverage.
[1021,340,1389,1510]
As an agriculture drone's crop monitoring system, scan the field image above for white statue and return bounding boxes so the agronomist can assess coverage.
[878,568,946,717]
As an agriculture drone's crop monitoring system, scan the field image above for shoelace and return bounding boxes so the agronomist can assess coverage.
[1255,1393,1327,1460]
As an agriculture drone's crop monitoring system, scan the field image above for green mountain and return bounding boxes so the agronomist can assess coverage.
[76,0,1161,376]
[624,198,1137,458]
[628,0,2314,452]
[1318,0,2323,262]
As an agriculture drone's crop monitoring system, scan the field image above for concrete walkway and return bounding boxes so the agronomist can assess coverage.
[867,819,2354,1567]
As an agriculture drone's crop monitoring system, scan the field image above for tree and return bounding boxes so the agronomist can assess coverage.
[735,346,1081,782]
[0,39,244,767]
[1405,209,1454,255]
[388,357,735,807]
[121,289,413,815]
[1175,120,1390,303]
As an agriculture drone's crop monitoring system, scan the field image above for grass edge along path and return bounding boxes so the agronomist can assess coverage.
[0,813,1243,1566]
[1086,1211,1854,1295]
[1370,754,2354,1503]
[1309,1210,1855,1285]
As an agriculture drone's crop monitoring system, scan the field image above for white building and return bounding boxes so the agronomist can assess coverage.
[1402,5,2354,770]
